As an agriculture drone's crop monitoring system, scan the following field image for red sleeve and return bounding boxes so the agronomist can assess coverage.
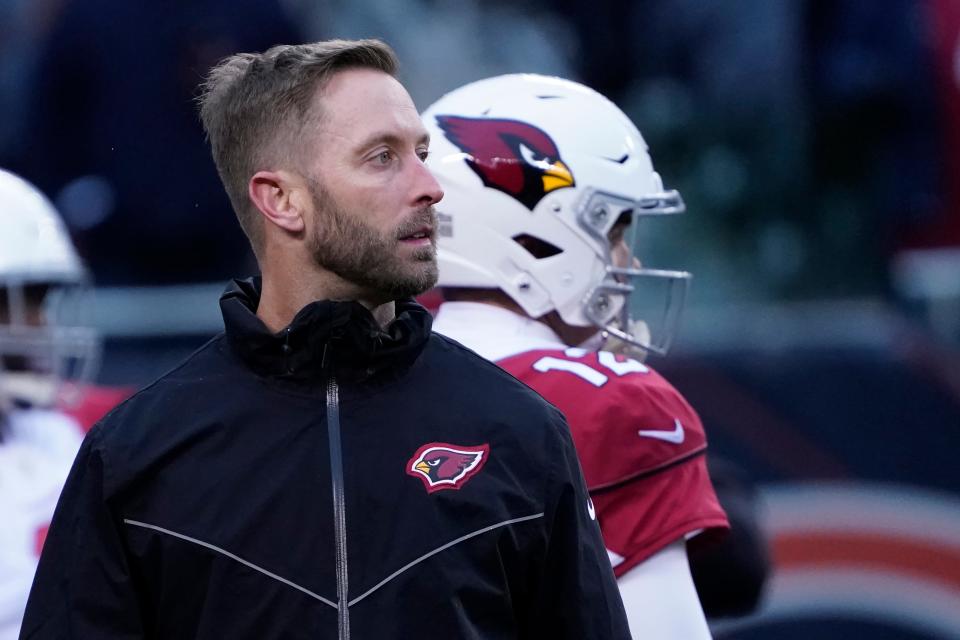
[499,348,729,573]
[59,385,135,433]
[593,453,728,577]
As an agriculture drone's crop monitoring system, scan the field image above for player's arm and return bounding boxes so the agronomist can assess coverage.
[689,456,769,618]
[618,539,713,639]
[19,430,145,639]
[526,418,631,639]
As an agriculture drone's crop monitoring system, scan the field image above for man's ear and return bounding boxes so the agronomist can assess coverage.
[248,170,306,234]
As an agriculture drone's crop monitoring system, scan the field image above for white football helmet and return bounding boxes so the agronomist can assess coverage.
[0,168,100,411]
[423,74,690,355]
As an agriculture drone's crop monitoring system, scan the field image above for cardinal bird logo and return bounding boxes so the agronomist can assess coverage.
[435,115,575,210]
[406,442,490,493]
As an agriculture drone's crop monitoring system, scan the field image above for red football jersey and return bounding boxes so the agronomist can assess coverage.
[498,347,728,577]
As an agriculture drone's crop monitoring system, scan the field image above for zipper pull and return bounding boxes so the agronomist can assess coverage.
[321,340,331,372]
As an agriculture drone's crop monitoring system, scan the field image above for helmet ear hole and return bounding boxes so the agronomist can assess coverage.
[512,234,563,259]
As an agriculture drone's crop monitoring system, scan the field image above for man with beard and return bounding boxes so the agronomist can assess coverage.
[20,40,630,639]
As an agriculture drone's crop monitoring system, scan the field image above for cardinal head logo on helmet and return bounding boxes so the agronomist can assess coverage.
[434,115,575,210]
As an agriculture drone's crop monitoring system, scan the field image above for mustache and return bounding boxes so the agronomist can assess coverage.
[395,206,437,239]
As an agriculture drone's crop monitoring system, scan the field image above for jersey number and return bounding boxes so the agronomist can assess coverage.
[532,348,648,387]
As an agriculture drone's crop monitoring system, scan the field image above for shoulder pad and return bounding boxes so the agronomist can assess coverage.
[498,348,708,489]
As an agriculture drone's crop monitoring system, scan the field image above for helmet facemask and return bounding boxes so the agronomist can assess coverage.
[0,280,100,412]
[575,187,691,357]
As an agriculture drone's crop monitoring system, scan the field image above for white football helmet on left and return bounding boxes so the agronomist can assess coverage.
[0,169,100,410]
[423,74,690,355]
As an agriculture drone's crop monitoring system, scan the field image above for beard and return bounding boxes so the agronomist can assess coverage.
[307,179,438,301]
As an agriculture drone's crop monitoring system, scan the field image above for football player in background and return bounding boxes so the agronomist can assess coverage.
[0,169,98,640]
[424,75,731,638]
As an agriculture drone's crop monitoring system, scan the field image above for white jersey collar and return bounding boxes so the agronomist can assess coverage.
[433,302,566,362]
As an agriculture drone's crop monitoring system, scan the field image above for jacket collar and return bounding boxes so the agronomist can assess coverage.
[219,277,432,382]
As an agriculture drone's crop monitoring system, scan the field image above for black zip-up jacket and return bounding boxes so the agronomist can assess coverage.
[21,279,629,639]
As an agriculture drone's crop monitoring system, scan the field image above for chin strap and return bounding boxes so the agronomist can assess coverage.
[600,319,652,362]
[576,318,653,361]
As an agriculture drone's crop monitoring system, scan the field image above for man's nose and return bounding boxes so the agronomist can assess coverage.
[412,157,444,206]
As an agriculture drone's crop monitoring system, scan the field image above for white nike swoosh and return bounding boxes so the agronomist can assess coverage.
[638,418,685,444]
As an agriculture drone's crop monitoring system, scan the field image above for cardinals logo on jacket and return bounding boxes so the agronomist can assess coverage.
[407,442,490,493]
[435,115,575,210]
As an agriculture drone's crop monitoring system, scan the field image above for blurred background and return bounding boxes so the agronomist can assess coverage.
[2,0,959,637]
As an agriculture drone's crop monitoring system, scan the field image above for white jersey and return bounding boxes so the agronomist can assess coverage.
[0,409,83,640]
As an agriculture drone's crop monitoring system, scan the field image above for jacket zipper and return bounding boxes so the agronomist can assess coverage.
[323,343,350,639]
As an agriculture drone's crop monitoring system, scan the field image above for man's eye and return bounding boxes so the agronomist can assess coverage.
[376,150,393,165]
[417,149,430,162]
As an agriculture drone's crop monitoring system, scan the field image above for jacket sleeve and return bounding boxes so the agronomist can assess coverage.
[19,428,145,639]
[527,415,631,639]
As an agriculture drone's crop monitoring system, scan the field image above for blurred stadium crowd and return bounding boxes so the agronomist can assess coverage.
[3,0,958,308]
[2,1,959,638]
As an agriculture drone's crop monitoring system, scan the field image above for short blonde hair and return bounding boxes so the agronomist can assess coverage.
[198,39,399,253]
